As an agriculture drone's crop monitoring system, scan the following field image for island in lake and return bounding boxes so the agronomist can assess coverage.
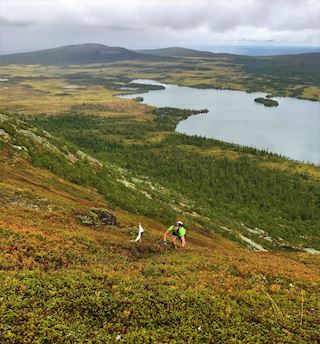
[133,96,144,102]
[254,97,279,107]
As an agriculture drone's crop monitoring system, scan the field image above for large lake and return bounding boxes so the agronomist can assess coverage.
[120,80,320,164]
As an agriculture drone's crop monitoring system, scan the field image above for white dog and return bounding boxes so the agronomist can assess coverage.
[130,223,144,242]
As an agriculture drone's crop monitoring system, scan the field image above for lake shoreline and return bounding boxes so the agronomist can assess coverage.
[118,79,320,165]
[125,77,320,102]
[115,77,319,104]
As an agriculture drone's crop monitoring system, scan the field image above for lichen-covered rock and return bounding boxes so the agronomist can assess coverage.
[0,129,10,141]
[75,208,118,227]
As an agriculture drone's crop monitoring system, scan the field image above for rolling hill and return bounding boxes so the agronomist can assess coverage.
[0,43,164,66]
[136,46,233,58]
[1,43,319,78]
[233,52,320,73]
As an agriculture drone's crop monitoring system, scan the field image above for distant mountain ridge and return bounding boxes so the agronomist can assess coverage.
[0,43,319,67]
[135,46,234,58]
[0,43,164,66]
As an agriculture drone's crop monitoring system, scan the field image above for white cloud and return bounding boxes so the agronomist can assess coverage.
[1,0,319,53]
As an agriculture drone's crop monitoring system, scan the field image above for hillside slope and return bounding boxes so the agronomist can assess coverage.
[1,108,320,251]
[0,43,164,65]
[232,52,320,87]
[136,47,233,58]
[1,113,320,343]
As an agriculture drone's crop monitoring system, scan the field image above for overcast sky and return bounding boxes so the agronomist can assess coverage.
[0,0,319,54]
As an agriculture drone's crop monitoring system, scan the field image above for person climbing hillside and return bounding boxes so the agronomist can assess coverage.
[162,221,186,249]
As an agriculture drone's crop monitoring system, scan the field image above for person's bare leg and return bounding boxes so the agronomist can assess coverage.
[181,236,186,249]
[171,236,177,248]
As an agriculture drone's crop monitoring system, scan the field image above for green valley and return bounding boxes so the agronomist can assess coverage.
[0,44,319,343]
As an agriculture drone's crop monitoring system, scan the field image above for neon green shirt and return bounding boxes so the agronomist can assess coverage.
[167,225,186,237]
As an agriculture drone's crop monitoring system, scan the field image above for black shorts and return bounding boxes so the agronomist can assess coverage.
[172,232,186,239]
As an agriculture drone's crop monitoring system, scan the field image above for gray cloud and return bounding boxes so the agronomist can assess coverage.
[1,0,319,54]
[0,16,35,27]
